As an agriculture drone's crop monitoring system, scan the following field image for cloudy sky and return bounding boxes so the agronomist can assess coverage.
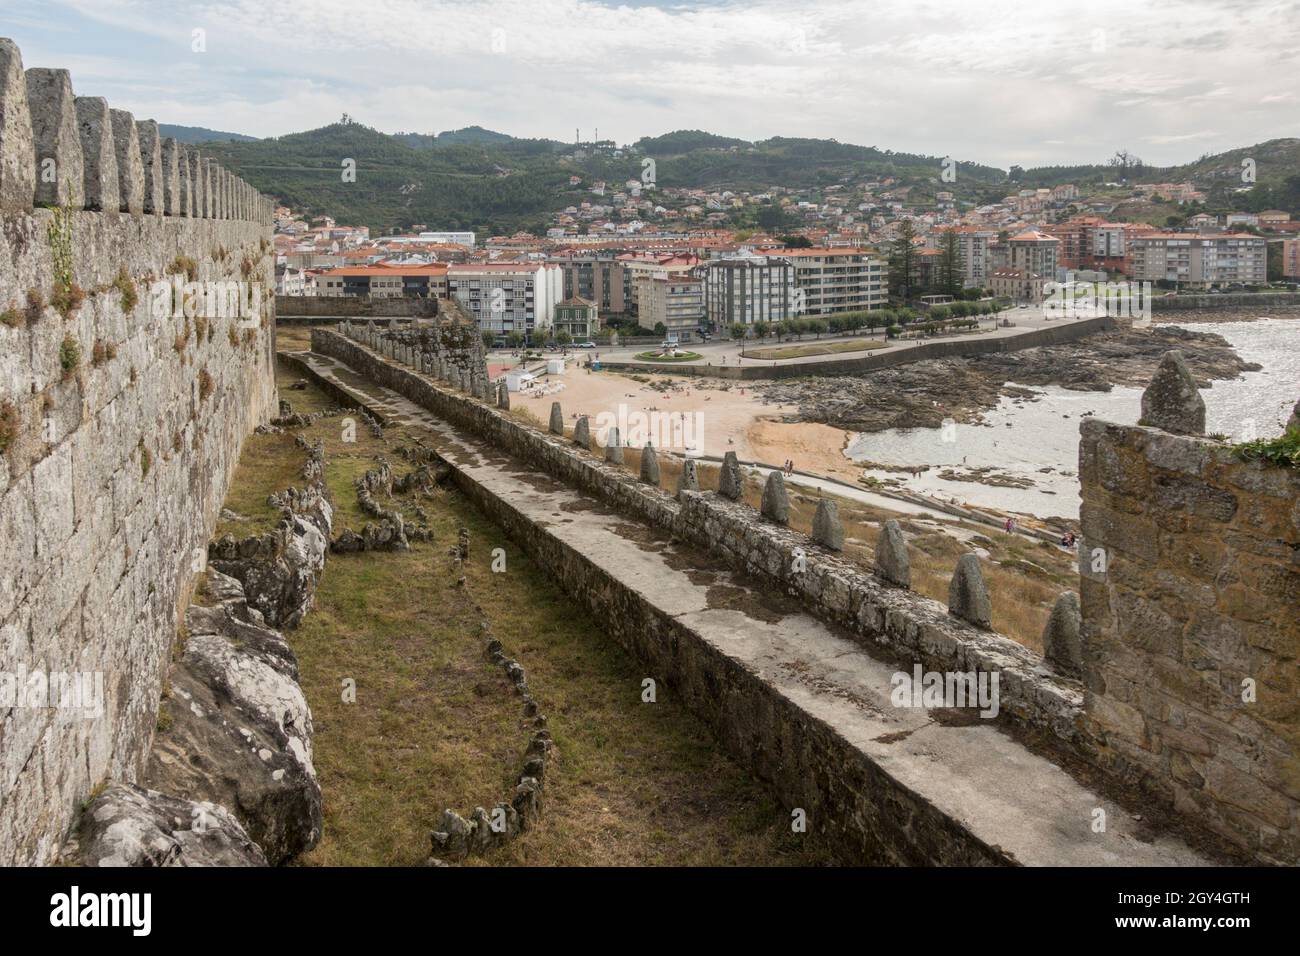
[4,0,1298,169]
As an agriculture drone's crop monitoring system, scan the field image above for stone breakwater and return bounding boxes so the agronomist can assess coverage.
[310,323,1298,864]
[0,36,279,866]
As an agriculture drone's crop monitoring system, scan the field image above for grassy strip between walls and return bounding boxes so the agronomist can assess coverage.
[218,357,829,866]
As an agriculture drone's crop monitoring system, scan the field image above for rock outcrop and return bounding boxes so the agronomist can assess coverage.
[145,570,321,865]
[64,783,267,867]
[210,441,333,628]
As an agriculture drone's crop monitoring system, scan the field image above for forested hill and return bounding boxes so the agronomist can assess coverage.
[196,119,1300,234]
[199,120,1013,234]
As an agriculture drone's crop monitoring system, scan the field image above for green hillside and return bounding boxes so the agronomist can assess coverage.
[1019,139,1300,214]
[201,120,580,235]
[159,123,258,144]
[198,118,1300,233]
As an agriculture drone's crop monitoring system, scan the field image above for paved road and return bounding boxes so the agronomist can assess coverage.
[489,306,1104,371]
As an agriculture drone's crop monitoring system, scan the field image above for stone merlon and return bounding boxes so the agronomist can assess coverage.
[0,38,268,220]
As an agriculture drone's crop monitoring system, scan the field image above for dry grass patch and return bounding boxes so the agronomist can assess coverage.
[250,356,830,866]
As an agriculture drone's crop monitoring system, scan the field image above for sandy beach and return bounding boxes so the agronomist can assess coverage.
[510,364,859,478]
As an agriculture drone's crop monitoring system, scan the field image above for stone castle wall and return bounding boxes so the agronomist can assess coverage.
[1078,418,1300,864]
[0,38,277,865]
[314,323,1298,864]
[275,294,439,321]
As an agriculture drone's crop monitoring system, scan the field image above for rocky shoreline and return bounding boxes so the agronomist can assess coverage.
[758,322,1261,434]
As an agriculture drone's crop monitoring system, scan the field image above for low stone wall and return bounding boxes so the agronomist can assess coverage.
[1078,419,1300,864]
[276,295,438,321]
[0,37,277,865]
[449,461,1012,864]
[1151,292,1300,311]
[600,316,1118,380]
[310,327,1086,751]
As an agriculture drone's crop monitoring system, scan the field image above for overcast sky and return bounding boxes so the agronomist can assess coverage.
[4,0,1298,169]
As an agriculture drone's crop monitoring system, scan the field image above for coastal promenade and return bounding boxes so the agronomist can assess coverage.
[593,312,1117,380]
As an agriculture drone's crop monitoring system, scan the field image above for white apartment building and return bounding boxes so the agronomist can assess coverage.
[1128,233,1268,287]
[947,228,997,288]
[446,263,563,338]
[418,231,476,247]
[782,248,887,314]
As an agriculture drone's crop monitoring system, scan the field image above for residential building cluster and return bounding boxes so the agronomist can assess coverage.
[273,158,1294,339]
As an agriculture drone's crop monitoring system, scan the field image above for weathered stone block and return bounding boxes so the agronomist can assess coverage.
[0,38,34,212]
[718,450,743,500]
[136,119,164,214]
[677,457,699,496]
[605,426,624,464]
[875,518,910,588]
[1043,591,1082,676]
[25,67,82,207]
[74,96,119,211]
[177,143,193,215]
[760,470,789,524]
[188,147,204,217]
[948,553,991,629]
[109,108,144,214]
[1140,350,1205,436]
[634,443,657,486]
[812,498,844,551]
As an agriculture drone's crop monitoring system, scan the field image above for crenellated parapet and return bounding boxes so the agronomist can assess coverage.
[0,37,271,221]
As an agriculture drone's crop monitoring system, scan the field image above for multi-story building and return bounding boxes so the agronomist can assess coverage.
[951,227,998,287]
[417,230,476,248]
[701,255,795,329]
[636,274,706,342]
[314,264,448,298]
[1051,217,1104,270]
[619,254,700,314]
[1282,239,1300,279]
[989,268,1049,303]
[553,297,599,341]
[1007,230,1060,281]
[551,249,630,316]
[446,263,563,338]
[780,247,887,314]
[1127,233,1268,287]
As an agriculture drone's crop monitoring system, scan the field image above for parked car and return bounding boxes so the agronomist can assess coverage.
[576,341,596,348]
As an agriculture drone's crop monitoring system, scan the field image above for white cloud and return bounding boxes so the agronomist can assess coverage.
[11,0,1300,167]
